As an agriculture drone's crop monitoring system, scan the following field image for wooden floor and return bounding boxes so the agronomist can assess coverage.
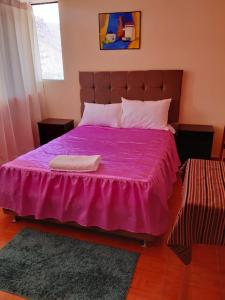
[0,180,224,300]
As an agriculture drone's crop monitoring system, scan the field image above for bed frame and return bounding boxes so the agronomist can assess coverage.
[4,70,183,245]
[4,208,159,246]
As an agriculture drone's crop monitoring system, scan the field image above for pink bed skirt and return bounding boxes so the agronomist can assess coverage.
[0,126,180,236]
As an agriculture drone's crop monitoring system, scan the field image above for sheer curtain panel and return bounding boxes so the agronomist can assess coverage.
[0,0,43,164]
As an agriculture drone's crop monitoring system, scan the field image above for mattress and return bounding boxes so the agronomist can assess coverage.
[0,125,180,235]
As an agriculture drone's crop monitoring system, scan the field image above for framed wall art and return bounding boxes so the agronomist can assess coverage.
[99,11,141,50]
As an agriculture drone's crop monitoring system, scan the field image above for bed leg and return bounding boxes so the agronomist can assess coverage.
[141,240,148,248]
[12,215,18,223]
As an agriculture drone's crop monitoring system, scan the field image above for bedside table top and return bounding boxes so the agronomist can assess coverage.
[178,124,214,133]
[38,118,74,125]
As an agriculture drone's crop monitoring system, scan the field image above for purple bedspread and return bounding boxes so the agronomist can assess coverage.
[0,126,180,235]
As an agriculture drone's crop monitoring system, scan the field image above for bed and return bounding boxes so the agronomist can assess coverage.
[0,70,183,242]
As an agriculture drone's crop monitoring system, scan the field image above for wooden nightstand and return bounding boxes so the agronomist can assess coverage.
[176,124,214,163]
[38,118,74,145]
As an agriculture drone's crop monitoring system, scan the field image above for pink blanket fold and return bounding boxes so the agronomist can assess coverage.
[0,125,180,235]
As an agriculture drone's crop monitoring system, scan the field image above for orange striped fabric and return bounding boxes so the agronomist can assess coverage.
[167,159,225,264]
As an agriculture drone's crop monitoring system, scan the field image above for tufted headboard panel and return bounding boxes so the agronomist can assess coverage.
[79,70,183,123]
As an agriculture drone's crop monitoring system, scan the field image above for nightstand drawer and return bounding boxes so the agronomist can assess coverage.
[38,119,74,145]
[176,124,214,163]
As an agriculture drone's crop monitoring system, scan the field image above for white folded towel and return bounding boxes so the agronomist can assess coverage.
[49,155,101,172]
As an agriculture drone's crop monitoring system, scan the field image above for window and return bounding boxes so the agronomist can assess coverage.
[32,2,64,80]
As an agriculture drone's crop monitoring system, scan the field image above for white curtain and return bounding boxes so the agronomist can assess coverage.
[0,0,43,164]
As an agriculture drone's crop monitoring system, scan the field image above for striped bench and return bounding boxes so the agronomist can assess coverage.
[167,159,225,264]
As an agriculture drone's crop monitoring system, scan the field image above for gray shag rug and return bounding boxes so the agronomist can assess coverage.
[0,228,139,300]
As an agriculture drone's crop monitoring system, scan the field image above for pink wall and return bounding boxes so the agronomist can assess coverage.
[43,0,225,157]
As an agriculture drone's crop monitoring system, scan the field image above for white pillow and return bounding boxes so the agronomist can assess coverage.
[121,97,171,130]
[79,102,122,127]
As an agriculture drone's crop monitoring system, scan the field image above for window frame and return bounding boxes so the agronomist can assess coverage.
[31,1,58,6]
[32,0,64,81]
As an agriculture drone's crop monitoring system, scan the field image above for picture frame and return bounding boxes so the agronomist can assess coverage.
[98,11,141,50]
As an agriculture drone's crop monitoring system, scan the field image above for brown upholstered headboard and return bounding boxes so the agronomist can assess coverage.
[79,70,183,123]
